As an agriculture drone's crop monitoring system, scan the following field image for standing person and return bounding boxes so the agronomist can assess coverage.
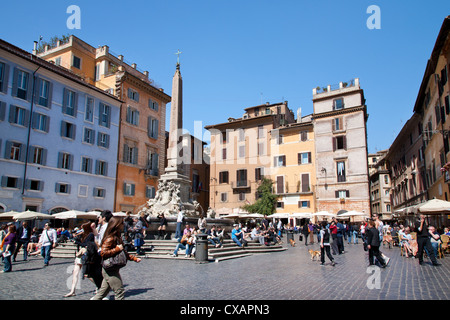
[175,206,185,239]
[308,221,315,244]
[360,221,366,242]
[157,213,167,240]
[319,221,335,266]
[91,217,142,300]
[132,216,145,255]
[366,219,387,268]
[96,210,113,246]
[1,224,17,273]
[415,215,440,266]
[198,213,207,234]
[261,215,269,231]
[336,219,345,254]
[13,221,31,262]
[64,222,97,297]
[302,223,310,246]
[329,219,339,255]
[39,222,57,267]
[373,214,390,265]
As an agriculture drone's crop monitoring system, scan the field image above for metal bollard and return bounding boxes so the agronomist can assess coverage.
[195,233,209,264]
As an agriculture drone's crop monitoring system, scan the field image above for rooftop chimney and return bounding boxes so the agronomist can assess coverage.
[32,41,38,55]
[297,107,302,123]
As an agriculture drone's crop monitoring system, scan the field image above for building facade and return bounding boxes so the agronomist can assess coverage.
[0,39,121,214]
[37,36,171,213]
[312,79,371,218]
[205,102,295,215]
[368,149,392,220]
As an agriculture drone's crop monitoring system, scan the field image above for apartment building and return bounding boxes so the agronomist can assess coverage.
[205,102,295,215]
[0,38,121,213]
[412,16,450,201]
[312,78,371,218]
[385,113,427,212]
[270,117,316,218]
[368,149,392,219]
[37,36,171,212]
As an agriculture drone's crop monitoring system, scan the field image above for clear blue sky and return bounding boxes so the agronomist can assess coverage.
[1,0,449,153]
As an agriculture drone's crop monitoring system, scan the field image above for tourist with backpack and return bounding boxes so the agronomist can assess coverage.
[319,221,335,266]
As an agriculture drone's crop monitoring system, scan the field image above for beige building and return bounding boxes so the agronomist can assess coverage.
[205,102,295,215]
[312,78,371,218]
[270,117,316,222]
[368,150,392,220]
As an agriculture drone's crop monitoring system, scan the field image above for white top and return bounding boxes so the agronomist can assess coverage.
[39,229,57,247]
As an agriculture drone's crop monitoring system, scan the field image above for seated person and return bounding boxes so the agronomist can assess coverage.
[399,227,417,257]
[251,226,266,245]
[429,226,441,258]
[264,227,281,246]
[172,230,194,258]
[231,224,247,247]
[207,225,222,248]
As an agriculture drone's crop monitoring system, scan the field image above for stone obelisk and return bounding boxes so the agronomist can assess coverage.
[160,53,191,204]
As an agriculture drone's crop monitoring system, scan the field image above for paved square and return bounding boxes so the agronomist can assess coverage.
[1,240,449,300]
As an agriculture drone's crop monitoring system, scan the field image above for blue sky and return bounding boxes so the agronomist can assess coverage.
[1,0,449,153]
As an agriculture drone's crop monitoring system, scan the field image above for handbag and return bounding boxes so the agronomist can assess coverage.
[102,250,128,271]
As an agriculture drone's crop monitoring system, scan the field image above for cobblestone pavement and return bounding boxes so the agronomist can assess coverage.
[1,240,449,301]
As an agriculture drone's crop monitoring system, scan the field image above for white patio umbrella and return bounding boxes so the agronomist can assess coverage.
[13,210,50,221]
[0,210,21,221]
[312,211,336,217]
[337,210,366,217]
[269,213,290,219]
[291,212,313,219]
[52,210,99,220]
[416,199,450,214]
[240,213,264,219]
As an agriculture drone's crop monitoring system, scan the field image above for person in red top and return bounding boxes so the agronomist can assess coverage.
[329,219,339,255]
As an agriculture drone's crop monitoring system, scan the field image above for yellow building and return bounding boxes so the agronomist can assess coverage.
[270,118,316,226]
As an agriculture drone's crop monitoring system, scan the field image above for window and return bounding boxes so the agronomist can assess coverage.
[255,167,264,181]
[7,142,23,161]
[337,161,346,182]
[219,171,229,184]
[298,152,312,165]
[148,99,159,111]
[127,88,139,102]
[123,183,135,196]
[123,144,138,165]
[15,69,29,100]
[81,157,92,173]
[98,132,110,149]
[146,186,156,199]
[61,121,76,139]
[96,160,108,176]
[56,183,71,194]
[58,152,73,170]
[276,176,284,194]
[0,101,5,121]
[274,155,286,167]
[85,97,94,122]
[300,131,308,142]
[300,173,310,193]
[99,103,111,128]
[30,146,46,165]
[1,176,21,189]
[238,193,246,201]
[0,62,8,93]
[298,201,310,208]
[333,136,347,151]
[9,105,28,127]
[236,169,247,187]
[277,202,284,208]
[333,117,344,131]
[333,98,344,110]
[32,113,49,132]
[63,89,77,116]
[72,55,81,69]
[146,150,159,176]
[37,79,51,107]
[258,125,264,139]
[148,116,159,139]
[126,106,139,126]
[238,129,245,142]
[55,57,61,66]
[27,179,43,191]
[258,142,265,156]
[220,192,228,202]
[83,127,95,144]
[222,148,227,160]
[335,190,350,199]
[93,187,105,198]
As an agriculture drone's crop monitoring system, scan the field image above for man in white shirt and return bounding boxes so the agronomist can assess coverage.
[175,206,185,240]
[96,210,113,246]
[39,222,57,266]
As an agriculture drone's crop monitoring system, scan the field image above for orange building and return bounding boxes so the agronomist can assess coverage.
[38,35,171,212]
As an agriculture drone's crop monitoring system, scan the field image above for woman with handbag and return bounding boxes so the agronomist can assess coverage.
[1,224,17,273]
[91,217,141,300]
[64,222,98,298]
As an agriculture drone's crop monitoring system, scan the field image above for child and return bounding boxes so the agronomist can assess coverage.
[320,221,335,266]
